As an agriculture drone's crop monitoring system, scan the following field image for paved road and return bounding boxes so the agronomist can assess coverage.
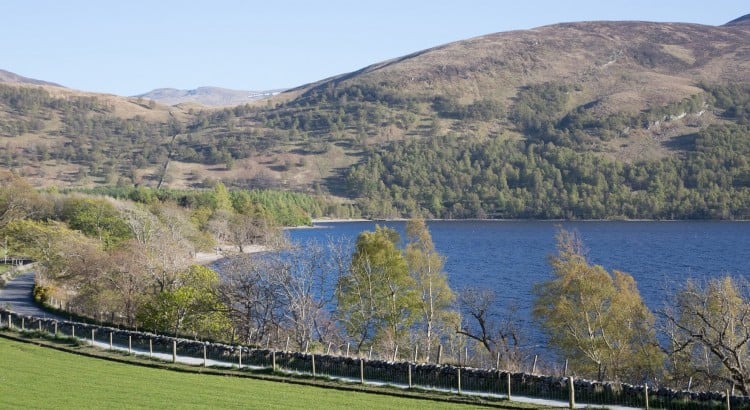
[0,270,68,321]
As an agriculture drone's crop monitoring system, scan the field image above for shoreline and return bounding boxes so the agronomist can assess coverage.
[307,218,749,224]
[194,244,269,265]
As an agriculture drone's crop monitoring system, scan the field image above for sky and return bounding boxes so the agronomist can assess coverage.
[2,0,748,96]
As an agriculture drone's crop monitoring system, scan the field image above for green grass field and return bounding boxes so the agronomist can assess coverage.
[0,336,495,409]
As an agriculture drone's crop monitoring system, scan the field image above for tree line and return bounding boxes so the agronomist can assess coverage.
[345,122,750,219]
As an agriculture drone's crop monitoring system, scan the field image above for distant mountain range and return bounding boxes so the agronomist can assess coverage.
[0,69,281,107]
[134,86,284,107]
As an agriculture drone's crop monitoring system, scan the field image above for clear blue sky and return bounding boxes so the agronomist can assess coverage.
[3,0,747,96]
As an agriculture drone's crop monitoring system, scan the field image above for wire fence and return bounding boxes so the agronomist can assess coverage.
[1,308,745,409]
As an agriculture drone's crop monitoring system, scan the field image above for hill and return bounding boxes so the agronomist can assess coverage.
[135,86,283,107]
[0,69,62,87]
[1,16,750,219]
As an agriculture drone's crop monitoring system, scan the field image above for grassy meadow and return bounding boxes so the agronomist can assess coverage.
[0,336,499,409]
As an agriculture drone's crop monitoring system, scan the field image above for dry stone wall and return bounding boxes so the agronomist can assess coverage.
[1,307,747,409]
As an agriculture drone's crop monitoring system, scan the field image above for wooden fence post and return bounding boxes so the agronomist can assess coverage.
[128,335,132,354]
[408,364,412,388]
[7,313,11,329]
[109,332,113,350]
[360,358,364,384]
[507,372,512,400]
[727,388,731,410]
[203,344,207,367]
[238,347,242,369]
[38,320,42,332]
[21,317,24,330]
[172,340,177,363]
[311,354,316,377]
[272,350,276,371]
[457,367,462,394]
[149,338,153,358]
[54,321,57,336]
[568,376,575,409]
[645,383,650,410]
[71,325,75,338]
[91,329,95,346]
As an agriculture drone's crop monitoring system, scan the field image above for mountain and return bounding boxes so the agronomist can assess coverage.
[135,86,283,107]
[0,69,62,87]
[2,16,750,219]
[724,13,750,26]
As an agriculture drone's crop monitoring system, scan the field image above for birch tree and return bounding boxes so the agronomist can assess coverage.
[661,276,750,394]
[336,226,418,353]
[404,218,458,361]
[533,228,663,381]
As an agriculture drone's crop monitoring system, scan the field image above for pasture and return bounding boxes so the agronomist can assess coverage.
[0,336,506,409]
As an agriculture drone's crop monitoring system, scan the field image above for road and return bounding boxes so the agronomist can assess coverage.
[0,270,67,321]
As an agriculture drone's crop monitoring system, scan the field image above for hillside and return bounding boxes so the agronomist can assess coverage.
[1,17,750,219]
[285,19,749,158]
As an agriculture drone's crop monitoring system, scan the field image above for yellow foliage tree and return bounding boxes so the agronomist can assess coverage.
[533,229,663,381]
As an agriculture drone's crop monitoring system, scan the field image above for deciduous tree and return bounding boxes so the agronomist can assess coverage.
[336,226,418,353]
[533,229,663,381]
[661,276,750,395]
[0,171,41,229]
[404,218,458,361]
[458,287,525,370]
[138,265,229,338]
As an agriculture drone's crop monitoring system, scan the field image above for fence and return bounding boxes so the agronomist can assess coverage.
[0,308,744,409]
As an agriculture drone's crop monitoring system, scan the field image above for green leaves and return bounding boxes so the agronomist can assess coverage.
[60,197,132,249]
[336,221,459,358]
[336,226,418,351]
[405,218,458,360]
[137,265,229,337]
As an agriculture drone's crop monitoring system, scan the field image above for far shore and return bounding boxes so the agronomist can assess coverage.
[310,218,371,224]
[307,218,748,224]
[194,244,269,265]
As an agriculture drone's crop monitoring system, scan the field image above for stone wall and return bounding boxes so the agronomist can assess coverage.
[1,307,747,409]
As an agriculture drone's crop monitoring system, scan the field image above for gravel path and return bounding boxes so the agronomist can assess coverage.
[0,270,68,321]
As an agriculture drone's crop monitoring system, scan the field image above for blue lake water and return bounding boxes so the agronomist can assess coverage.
[287,220,750,350]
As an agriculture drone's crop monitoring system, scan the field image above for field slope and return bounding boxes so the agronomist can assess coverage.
[0,336,491,409]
